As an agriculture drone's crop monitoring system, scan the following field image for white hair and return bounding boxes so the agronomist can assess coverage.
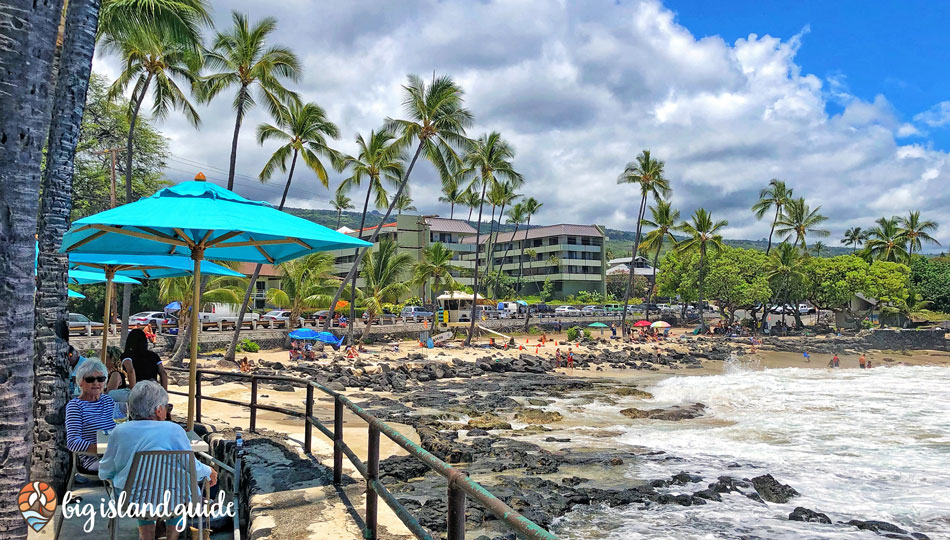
[75,359,107,384]
[128,380,168,420]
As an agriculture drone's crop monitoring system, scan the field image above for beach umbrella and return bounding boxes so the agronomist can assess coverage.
[68,269,140,285]
[68,289,85,299]
[588,322,608,328]
[69,253,244,359]
[651,321,671,328]
[61,176,371,430]
[633,320,652,327]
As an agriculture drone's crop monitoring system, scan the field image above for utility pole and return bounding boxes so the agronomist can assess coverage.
[96,147,121,208]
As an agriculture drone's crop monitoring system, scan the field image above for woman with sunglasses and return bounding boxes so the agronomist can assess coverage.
[65,359,116,472]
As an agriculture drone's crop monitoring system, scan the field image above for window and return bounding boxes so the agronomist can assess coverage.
[567,236,577,245]
[533,238,543,247]
[548,237,558,246]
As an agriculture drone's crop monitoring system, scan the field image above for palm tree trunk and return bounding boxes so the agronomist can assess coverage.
[646,243,662,320]
[468,205,474,222]
[516,215,532,293]
[360,315,375,342]
[32,0,101,493]
[465,179,490,345]
[120,71,153,344]
[620,194,648,332]
[766,205,780,255]
[698,245,707,331]
[346,177,375,346]
[0,1,61,533]
[226,150,298,361]
[323,142,425,332]
[449,202,455,220]
[226,86,249,191]
[336,209,342,229]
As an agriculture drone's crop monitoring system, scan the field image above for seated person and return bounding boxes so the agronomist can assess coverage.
[67,345,88,396]
[143,323,157,343]
[99,381,217,540]
[122,328,168,389]
[105,346,131,402]
[346,345,359,359]
[66,360,116,472]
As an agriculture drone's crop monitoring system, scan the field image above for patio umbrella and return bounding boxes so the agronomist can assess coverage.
[68,289,85,299]
[588,322,608,328]
[633,320,652,327]
[68,269,140,285]
[61,176,371,429]
[69,253,244,359]
[651,321,671,328]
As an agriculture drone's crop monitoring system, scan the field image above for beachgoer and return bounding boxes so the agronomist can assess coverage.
[346,346,359,359]
[859,354,867,369]
[99,381,216,540]
[567,349,574,369]
[866,357,872,368]
[304,341,314,360]
[556,320,562,333]
[66,359,116,472]
[554,348,562,368]
[803,350,811,363]
[610,323,617,338]
[833,354,840,368]
[122,328,168,389]
[142,323,156,343]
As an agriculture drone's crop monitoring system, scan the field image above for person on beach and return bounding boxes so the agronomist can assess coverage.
[859,354,867,369]
[554,348,562,368]
[567,348,574,369]
[866,357,873,368]
[803,350,810,363]
[610,323,617,338]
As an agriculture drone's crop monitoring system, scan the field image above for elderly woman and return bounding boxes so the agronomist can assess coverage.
[99,381,216,540]
[65,360,116,472]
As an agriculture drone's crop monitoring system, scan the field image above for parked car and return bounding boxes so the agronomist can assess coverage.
[129,311,173,327]
[798,303,816,314]
[401,306,433,318]
[68,312,101,334]
[261,310,291,322]
[199,303,260,324]
[555,306,581,316]
[475,305,499,319]
[581,305,604,316]
[769,304,795,314]
[497,301,524,318]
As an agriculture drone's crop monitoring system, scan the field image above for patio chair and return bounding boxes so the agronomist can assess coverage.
[108,450,208,540]
[55,450,101,539]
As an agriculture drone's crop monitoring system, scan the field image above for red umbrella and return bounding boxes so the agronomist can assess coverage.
[633,320,651,327]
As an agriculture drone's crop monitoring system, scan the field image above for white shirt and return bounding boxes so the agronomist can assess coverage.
[98,420,211,493]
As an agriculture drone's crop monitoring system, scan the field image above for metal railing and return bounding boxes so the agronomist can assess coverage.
[166,367,557,540]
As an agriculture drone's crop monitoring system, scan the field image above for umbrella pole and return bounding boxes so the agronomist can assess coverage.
[187,251,202,431]
[101,269,114,359]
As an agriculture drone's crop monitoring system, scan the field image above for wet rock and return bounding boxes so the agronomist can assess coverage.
[789,507,831,524]
[692,488,722,502]
[612,387,655,399]
[327,381,345,391]
[608,457,624,466]
[417,426,473,463]
[671,471,702,485]
[544,436,571,443]
[379,455,430,483]
[750,474,799,503]
[467,414,512,431]
[708,476,752,494]
[620,403,706,421]
[514,408,563,424]
[845,520,908,535]
[467,428,490,437]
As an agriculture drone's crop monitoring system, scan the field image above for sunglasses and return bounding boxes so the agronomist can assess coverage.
[83,376,107,383]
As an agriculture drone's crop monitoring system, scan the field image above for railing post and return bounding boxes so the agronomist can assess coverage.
[365,424,380,540]
[333,396,343,485]
[304,384,313,454]
[195,371,202,423]
[447,476,466,540]
[249,377,258,432]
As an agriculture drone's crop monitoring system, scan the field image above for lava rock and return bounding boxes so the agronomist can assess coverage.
[789,507,831,524]
[750,474,799,503]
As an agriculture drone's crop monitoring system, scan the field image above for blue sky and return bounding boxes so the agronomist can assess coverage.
[666,0,950,149]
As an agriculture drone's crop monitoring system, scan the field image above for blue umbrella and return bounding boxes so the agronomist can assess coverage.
[288,328,344,349]
[68,289,85,299]
[68,269,140,285]
[69,253,244,359]
[61,177,371,429]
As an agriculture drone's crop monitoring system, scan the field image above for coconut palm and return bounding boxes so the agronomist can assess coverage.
[439,176,467,219]
[494,202,527,298]
[227,100,340,361]
[898,210,940,257]
[324,74,472,333]
[394,193,416,215]
[484,180,520,282]
[765,242,806,328]
[331,192,354,229]
[413,243,462,304]
[97,0,211,47]
[841,227,866,253]
[639,199,680,318]
[752,179,794,255]
[461,132,524,343]
[265,253,338,323]
[334,128,407,343]
[360,240,414,341]
[867,217,910,263]
[810,241,828,257]
[675,209,728,331]
[774,197,829,250]
[617,150,671,330]
[464,188,482,221]
[202,11,301,190]
[2,2,61,525]
[516,197,543,293]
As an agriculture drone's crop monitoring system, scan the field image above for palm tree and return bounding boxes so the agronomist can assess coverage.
[675,208,728,331]
[439,176,467,219]
[331,191,354,229]
[97,0,211,47]
[485,179,520,283]
[104,26,202,342]
[413,243,462,304]
[324,74,472,332]
[265,253,338,323]
[334,129,407,343]
[394,193,416,215]
[841,226,866,253]
[639,199,680,318]
[202,11,301,190]
[867,217,910,263]
[810,241,828,257]
[464,188,482,221]
[516,197,543,293]
[774,197,829,250]
[899,210,940,257]
[2,2,61,530]
[495,202,527,298]
[617,150,671,331]
[227,100,340,361]
[752,179,794,255]
[360,240,414,341]
[765,242,806,328]
[461,132,524,343]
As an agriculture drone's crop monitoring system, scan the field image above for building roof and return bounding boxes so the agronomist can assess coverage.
[461,224,603,244]
[606,264,658,276]
[237,262,280,277]
[348,222,397,236]
[608,256,651,266]
[425,217,477,235]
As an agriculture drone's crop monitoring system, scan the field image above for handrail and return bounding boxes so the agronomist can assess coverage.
[167,367,557,540]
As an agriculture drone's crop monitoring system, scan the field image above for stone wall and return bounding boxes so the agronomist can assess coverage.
[762,329,948,353]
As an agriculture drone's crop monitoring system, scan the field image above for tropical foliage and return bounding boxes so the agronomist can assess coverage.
[266,253,339,321]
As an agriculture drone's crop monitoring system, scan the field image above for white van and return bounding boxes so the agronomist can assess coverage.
[497,302,522,318]
[199,303,260,324]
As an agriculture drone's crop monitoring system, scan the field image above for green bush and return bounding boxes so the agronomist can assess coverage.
[237,338,260,353]
[583,328,592,339]
[566,326,581,341]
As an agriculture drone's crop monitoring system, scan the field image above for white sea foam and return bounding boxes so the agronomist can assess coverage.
[554,365,950,539]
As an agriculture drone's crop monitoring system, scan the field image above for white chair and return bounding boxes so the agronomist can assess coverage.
[108,450,208,540]
[55,450,101,539]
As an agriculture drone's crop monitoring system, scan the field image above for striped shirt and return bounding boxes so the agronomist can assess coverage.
[66,395,116,469]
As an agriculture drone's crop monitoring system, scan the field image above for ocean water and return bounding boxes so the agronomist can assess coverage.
[553,364,950,539]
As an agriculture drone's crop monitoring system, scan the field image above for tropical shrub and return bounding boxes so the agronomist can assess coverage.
[566,326,581,341]
[237,338,260,353]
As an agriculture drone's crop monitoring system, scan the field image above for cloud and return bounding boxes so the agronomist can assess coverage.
[91,0,950,250]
